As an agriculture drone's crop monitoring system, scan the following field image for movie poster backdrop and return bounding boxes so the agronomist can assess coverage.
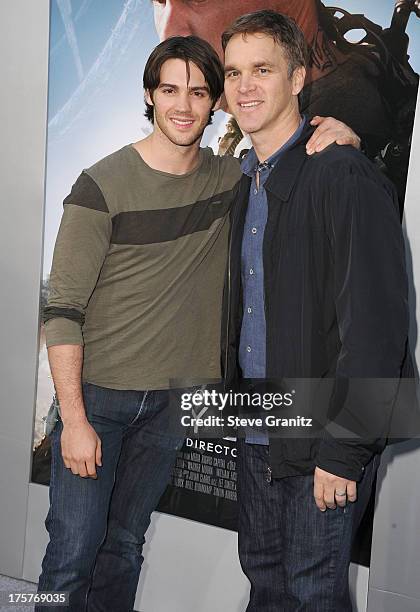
[32,0,419,566]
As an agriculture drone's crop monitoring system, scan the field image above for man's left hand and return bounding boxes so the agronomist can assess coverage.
[313,466,357,511]
[306,116,361,155]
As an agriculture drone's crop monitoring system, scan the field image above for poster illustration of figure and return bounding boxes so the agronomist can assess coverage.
[32,0,419,566]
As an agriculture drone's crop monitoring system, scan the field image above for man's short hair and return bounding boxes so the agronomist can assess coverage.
[143,36,224,124]
[221,10,308,78]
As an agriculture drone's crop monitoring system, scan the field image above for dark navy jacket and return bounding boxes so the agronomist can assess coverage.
[222,122,413,481]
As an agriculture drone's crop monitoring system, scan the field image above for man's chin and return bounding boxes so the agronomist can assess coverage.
[165,127,206,148]
[232,119,259,135]
[170,133,204,147]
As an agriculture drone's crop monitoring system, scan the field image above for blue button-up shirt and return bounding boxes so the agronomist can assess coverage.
[240,117,306,444]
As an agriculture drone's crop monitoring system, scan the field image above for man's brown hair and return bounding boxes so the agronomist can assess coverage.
[221,10,308,78]
[143,36,224,123]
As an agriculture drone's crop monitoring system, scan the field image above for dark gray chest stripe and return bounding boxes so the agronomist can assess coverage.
[110,190,232,245]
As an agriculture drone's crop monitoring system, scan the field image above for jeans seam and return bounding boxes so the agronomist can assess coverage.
[128,391,149,427]
[326,509,345,610]
[41,422,59,599]
[84,440,123,612]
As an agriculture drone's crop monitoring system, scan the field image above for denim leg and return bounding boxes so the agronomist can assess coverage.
[281,458,377,612]
[237,440,378,612]
[237,440,287,612]
[88,390,184,612]
[36,384,147,612]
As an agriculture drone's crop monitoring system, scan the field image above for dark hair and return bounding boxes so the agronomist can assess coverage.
[143,36,224,124]
[221,10,308,78]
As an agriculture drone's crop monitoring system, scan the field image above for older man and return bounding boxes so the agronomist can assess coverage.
[222,10,411,610]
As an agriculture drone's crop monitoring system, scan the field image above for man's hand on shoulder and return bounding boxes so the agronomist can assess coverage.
[313,466,357,512]
[60,415,102,479]
[306,116,361,155]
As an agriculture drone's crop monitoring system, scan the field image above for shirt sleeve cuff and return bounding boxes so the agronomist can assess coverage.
[44,317,84,347]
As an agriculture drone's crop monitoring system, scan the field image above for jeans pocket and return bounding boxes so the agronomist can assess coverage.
[127,391,149,427]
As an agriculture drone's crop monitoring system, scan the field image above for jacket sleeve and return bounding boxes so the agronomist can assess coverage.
[43,171,112,347]
[316,163,410,481]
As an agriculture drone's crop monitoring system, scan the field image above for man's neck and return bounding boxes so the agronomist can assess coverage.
[133,129,201,175]
[251,107,301,163]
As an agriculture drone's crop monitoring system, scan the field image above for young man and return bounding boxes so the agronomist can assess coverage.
[36,36,240,612]
[36,33,359,612]
[222,10,412,611]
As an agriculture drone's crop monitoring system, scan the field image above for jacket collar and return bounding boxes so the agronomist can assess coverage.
[241,116,307,178]
[263,120,315,202]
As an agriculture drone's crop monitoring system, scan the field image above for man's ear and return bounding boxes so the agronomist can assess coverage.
[291,66,306,97]
[145,89,153,106]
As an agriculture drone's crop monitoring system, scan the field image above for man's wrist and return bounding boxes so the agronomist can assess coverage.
[58,401,88,426]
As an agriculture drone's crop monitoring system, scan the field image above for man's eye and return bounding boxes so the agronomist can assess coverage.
[225,71,238,79]
[258,68,268,75]
[162,88,174,94]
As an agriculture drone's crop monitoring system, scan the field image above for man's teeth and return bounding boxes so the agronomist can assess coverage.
[240,102,260,108]
[172,119,193,125]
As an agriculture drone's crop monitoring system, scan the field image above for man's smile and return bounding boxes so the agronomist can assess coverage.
[170,116,195,128]
[238,100,263,110]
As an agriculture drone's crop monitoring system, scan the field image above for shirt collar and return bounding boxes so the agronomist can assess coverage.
[241,115,307,178]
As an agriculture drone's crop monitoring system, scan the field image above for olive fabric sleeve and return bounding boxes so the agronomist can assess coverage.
[44,172,111,347]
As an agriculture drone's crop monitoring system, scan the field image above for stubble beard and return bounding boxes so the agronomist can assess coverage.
[155,113,207,148]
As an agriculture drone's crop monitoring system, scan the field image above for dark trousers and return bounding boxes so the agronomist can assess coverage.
[237,440,378,612]
[36,383,184,612]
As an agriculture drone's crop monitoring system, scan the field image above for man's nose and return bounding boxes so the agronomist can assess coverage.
[156,0,193,40]
[238,74,256,94]
[175,92,193,112]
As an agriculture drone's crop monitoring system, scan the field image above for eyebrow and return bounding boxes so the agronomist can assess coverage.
[224,61,275,73]
[189,85,210,93]
[158,83,210,92]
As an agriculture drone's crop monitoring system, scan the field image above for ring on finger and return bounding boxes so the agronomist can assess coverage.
[335,490,346,497]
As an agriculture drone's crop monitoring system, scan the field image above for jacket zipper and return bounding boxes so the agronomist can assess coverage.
[224,227,232,388]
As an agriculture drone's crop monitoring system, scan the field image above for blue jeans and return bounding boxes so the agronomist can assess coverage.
[36,383,184,612]
[237,440,378,612]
